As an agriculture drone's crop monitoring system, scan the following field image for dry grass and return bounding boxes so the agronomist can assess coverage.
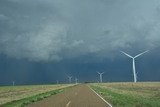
[97,82,160,98]
[0,84,73,105]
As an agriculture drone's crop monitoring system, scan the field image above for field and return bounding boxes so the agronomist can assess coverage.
[90,82,160,107]
[1,82,160,107]
[0,84,73,106]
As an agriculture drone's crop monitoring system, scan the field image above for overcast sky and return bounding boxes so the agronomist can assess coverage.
[0,0,160,85]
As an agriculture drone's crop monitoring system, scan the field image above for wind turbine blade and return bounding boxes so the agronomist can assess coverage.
[120,51,133,58]
[97,72,100,74]
[134,50,149,58]
[102,72,105,74]
[67,76,72,78]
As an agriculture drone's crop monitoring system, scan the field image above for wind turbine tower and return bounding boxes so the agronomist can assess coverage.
[97,72,105,83]
[67,76,72,84]
[12,81,15,86]
[121,50,149,83]
[56,80,59,84]
[75,78,78,84]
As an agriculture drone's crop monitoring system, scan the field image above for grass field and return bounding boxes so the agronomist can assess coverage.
[90,82,160,107]
[0,84,74,106]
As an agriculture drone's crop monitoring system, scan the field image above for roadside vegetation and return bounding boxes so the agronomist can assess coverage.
[0,84,74,107]
[90,82,160,107]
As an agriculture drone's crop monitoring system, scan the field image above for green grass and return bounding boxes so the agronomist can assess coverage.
[90,82,160,107]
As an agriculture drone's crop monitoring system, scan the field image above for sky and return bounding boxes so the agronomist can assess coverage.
[0,0,160,85]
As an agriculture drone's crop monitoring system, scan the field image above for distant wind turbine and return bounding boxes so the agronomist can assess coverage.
[97,72,105,83]
[121,50,149,83]
[56,80,59,84]
[12,81,15,86]
[67,76,72,84]
[75,78,78,84]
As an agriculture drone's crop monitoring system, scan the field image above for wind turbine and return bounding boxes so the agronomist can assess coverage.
[75,78,78,84]
[67,76,72,84]
[12,81,15,86]
[121,50,149,83]
[56,80,59,84]
[97,72,105,83]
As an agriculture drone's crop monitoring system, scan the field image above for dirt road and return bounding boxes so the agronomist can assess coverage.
[27,85,111,107]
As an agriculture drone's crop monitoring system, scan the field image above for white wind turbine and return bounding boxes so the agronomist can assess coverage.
[56,80,59,84]
[121,50,149,83]
[75,78,78,84]
[97,72,105,83]
[67,76,72,84]
[12,81,15,86]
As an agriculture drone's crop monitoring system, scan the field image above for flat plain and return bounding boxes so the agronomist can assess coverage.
[90,82,160,107]
[0,82,160,107]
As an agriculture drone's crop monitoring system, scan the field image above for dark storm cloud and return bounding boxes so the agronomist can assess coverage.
[0,0,160,61]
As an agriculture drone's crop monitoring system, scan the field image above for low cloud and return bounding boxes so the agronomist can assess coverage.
[0,0,160,61]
